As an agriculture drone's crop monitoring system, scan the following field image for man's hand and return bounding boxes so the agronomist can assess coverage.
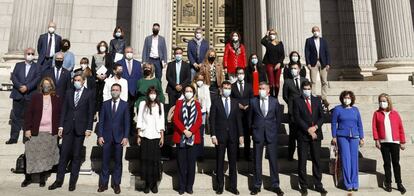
[19,85,28,93]
[307,64,311,70]
[239,136,244,145]
[212,137,218,145]
[325,65,330,71]
[25,130,32,139]
[310,132,317,140]
[98,137,105,146]
[121,138,129,147]
[307,126,317,134]
[184,129,192,138]
[244,105,249,110]
[58,128,63,138]
[239,103,245,110]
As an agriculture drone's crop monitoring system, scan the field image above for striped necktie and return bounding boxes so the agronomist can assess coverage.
[74,90,80,107]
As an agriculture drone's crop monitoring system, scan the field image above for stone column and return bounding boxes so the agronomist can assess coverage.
[243,0,266,59]
[372,0,414,80]
[265,0,304,63]
[7,0,55,55]
[53,0,74,39]
[130,0,173,61]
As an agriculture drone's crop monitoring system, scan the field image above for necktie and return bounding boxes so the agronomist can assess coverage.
[74,90,80,107]
[112,100,117,114]
[56,68,60,82]
[239,81,244,95]
[127,60,132,76]
[224,98,230,117]
[261,99,266,116]
[295,78,300,91]
[46,34,52,57]
[306,98,312,114]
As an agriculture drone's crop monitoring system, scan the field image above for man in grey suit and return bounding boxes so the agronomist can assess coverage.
[282,63,308,161]
[142,23,168,81]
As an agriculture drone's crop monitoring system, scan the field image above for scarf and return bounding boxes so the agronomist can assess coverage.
[180,99,197,147]
[193,38,203,59]
[232,41,241,55]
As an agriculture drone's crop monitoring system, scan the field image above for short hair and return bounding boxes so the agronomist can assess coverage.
[153,23,160,27]
[113,63,122,70]
[73,73,85,81]
[301,80,312,89]
[378,93,393,111]
[174,47,183,54]
[259,81,269,86]
[96,41,108,53]
[183,84,196,94]
[61,39,70,48]
[339,90,356,106]
[236,67,245,74]
[111,83,122,91]
[194,27,203,32]
[80,57,89,64]
[222,80,232,87]
[112,26,125,38]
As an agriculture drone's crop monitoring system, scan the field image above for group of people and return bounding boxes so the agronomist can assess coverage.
[7,21,407,195]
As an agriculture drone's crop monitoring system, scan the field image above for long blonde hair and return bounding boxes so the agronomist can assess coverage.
[378,93,393,111]
[268,29,280,44]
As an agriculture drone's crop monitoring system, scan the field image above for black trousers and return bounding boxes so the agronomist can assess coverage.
[380,143,402,184]
[216,138,238,190]
[297,139,322,189]
[127,93,137,145]
[177,145,196,192]
[240,110,251,159]
[287,121,298,159]
[10,99,27,141]
[253,140,280,188]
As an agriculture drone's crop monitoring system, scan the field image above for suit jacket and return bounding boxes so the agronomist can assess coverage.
[98,99,130,143]
[10,61,40,101]
[231,81,253,106]
[166,61,191,94]
[41,66,72,98]
[304,37,331,68]
[187,39,209,69]
[249,96,281,143]
[293,95,324,141]
[117,58,142,96]
[24,93,62,136]
[210,97,243,143]
[59,88,95,136]
[282,77,308,116]
[37,33,62,65]
[142,35,168,63]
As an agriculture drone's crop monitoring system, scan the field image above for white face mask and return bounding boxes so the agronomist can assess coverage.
[115,32,122,38]
[196,81,204,87]
[259,89,267,99]
[270,34,276,40]
[303,90,311,98]
[380,101,388,109]
[344,98,352,106]
[80,64,88,70]
[222,89,231,97]
[26,55,34,62]
[99,46,107,53]
[185,92,193,100]
[232,36,239,42]
[149,94,157,101]
[195,33,202,40]
[48,27,55,34]
[125,52,133,60]
[313,31,320,37]
[291,56,299,62]
[237,74,245,81]
[291,69,299,77]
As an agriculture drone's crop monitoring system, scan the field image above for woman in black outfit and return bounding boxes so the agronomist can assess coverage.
[283,51,307,79]
[245,54,267,97]
[109,26,126,62]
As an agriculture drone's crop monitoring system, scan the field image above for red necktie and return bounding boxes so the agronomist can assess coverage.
[306,98,312,114]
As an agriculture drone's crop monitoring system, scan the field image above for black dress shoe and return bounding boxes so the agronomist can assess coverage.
[21,179,32,187]
[68,184,76,191]
[186,190,193,194]
[272,187,284,196]
[397,183,406,194]
[229,188,240,195]
[151,183,158,193]
[5,139,17,144]
[39,181,46,187]
[352,188,358,192]
[113,185,121,194]
[315,187,328,194]
[48,181,62,190]
[384,182,392,192]
[250,188,261,195]
[300,188,308,196]
[216,187,223,195]
[178,191,185,195]
[97,185,108,192]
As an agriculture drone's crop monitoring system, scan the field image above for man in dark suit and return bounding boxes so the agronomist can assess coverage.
[41,52,71,98]
[304,26,331,101]
[231,67,253,161]
[282,63,309,161]
[187,27,209,78]
[293,81,327,195]
[142,23,168,80]
[37,21,62,71]
[97,83,130,194]
[210,81,243,195]
[49,74,95,192]
[166,47,191,106]
[7,48,40,144]
[249,82,284,196]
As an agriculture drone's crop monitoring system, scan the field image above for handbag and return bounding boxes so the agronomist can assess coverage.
[11,154,26,174]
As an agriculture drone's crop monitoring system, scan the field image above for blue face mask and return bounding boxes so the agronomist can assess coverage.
[251,58,258,65]
[175,54,182,62]
[74,81,82,90]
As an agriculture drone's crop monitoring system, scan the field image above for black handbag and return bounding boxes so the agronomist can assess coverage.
[11,154,26,174]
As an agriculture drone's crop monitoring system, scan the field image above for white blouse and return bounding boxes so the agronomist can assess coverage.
[136,101,165,139]
[195,84,211,113]
[380,111,399,144]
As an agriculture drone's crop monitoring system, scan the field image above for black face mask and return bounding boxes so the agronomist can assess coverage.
[55,61,63,68]
[116,71,123,77]
[62,45,69,52]
[152,29,159,35]
[208,56,215,63]
[144,69,151,76]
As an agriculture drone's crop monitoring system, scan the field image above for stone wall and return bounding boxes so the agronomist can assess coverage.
[0,0,13,56]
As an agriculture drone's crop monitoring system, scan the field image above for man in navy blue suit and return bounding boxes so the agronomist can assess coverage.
[116,46,141,144]
[49,74,95,192]
[6,48,40,144]
[249,82,284,196]
[187,27,209,79]
[304,26,331,101]
[97,83,130,194]
[41,52,72,98]
[37,21,62,71]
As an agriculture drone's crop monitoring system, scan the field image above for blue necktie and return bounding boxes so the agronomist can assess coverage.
[225,98,229,117]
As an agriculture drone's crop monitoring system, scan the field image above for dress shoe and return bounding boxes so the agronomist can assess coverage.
[151,183,158,193]
[272,187,284,196]
[384,182,392,192]
[113,185,121,194]
[300,188,308,196]
[229,188,240,195]
[68,184,76,191]
[250,188,261,195]
[397,183,406,194]
[186,190,193,194]
[5,139,17,144]
[216,187,223,195]
[97,185,108,192]
[352,188,358,192]
[315,187,328,194]
[178,190,185,195]
[21,179,32,187]
[48,181,62,190]
[39,181,46,187]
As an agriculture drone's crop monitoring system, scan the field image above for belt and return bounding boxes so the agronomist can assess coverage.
[45,57,53,60]
[149,57,160,60]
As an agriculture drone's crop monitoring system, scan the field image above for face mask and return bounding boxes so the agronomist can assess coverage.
[251,58,258,65]
[111,91,120,99]
[184,92,193,100]
[153,29,159,35]
[62,45,69,51]
[116,71,123,77]
[42,85,51,93]
[115,32,122,38]
[48,27,55,34]
[99,46,107,53]
[291,56,299,62]
[55,60,63,68]
[74,81,82,90]
[344,98,352,106]
[175,54,182,61]
[291,69,299,77]
[303,90,311,98]
[208,56,215,63]
[270,34,276,40]
[80,64,88,70]
[259,90,267,99]
[26,55,34,62]
[196,81,203,87]
[232,36,239,42]
[143,69,151,76]
[125,52,133,60]
[237,74,245,81]
[222,89,231,97]
[149,94,157,101]
[380,101,388,109]
[313,31,320,37]
[195,33,202,40]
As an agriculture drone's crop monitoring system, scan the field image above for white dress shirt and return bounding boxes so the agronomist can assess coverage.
[381,111,399,144]
[137,101,165,139]
[25,62,32,77]
[314,37,320,59]
[103,76,128,102]
[150,35,159,58]
[48,33,56,57]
